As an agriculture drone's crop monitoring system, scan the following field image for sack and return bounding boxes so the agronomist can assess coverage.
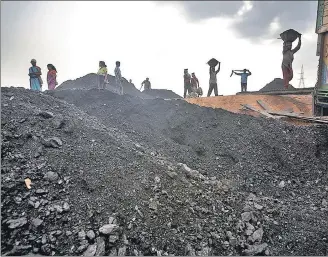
[196,87,203,96]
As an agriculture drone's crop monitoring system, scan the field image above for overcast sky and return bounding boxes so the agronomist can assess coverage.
[1,1,318,96]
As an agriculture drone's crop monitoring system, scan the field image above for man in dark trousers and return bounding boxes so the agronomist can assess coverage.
[207,62,220,97]
[233,69,252,92]
[183,68,192,98]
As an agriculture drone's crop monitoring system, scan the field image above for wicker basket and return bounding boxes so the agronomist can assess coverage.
[279,29,301,43]
[207,58,219,67]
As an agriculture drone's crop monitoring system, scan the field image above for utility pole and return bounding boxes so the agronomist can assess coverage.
[298,65,306,88]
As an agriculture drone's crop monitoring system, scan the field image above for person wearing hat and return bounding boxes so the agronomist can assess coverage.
[28,59,43,91]
[183,68,192,98]
[282,35,301,89]
[141,77,151,91]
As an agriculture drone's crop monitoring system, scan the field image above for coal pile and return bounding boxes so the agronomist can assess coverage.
[259,78,295,92]
[142,89,182,99]
[2,87,328,256]
[57,73,153,99]
[57,74,182,99]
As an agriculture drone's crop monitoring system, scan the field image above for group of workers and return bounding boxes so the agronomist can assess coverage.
[29,33,300,96]
[28,59,57,91]
[183,62,252,98]
[97,60,123,95]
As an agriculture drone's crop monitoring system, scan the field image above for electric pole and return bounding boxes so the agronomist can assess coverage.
[298,65,306,88]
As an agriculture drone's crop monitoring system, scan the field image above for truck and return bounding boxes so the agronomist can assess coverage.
[314,0,328,116]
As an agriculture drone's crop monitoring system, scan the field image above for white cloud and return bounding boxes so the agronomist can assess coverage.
[1,1,318,96]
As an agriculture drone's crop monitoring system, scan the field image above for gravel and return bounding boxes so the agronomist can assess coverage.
[1,87,328,256]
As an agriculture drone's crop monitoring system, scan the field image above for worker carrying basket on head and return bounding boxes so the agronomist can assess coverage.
[279,29,302,89]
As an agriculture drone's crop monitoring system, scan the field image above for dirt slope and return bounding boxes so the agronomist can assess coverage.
[187,94,312,117]
[1,87,328,256]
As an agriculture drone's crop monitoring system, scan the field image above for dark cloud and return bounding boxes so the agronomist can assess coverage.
[232,1,317,39]
[159,1,318,40]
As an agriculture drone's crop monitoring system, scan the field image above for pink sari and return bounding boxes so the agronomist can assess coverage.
[47,70,57,90]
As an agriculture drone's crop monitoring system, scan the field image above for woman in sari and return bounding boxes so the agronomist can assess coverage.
[47,64,58,90]
[28,59,42,91]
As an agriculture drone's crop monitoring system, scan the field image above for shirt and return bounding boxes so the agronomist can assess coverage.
[142,80,151,89]
[240,73,249,84]
[191,77,199,87]
[29,66,41,78]
[184,73,191,85]
[114,67,122,81]
[97,67,107,75]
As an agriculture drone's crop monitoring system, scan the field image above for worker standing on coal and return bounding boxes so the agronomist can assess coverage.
[97,61,108,90]
[282,34,301,89]
[141,77,151,91]
[183,69,192,98]
[207,62,220,97]
[233,69,252,92]
[28,59,43,91]
[114,61,123,95]
[191,72,200,92]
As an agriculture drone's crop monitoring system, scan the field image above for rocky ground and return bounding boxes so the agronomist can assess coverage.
[1,87,328,256]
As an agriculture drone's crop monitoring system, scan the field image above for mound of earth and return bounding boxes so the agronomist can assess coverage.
[2,87,328,256]
[57,74,181,99]
[259,78,295,92]
[142,89,182,99]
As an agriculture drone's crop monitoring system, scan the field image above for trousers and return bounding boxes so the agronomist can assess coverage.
[184,83,192,98]
[207,82,218,97]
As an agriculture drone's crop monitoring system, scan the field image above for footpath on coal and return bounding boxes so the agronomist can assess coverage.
[1,87,328,256]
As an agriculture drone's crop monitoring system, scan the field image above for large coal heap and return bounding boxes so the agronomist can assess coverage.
[1,87,328,256]
[57,74,182,99]
[259,78,295,92]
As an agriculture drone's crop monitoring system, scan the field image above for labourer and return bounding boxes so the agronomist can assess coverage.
[191,72,199,92]
[207,62,220,97]
[28,59,43,91]
[183,68,192,98]
[141,78,151,91]
[114,61,123,95]
[97,61,108,90]
[233,69,252,92]
[282,34,301,89]
[46,64,58,90]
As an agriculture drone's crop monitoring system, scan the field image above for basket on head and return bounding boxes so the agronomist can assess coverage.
[279,29,301,43]
[207,58,219,67]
